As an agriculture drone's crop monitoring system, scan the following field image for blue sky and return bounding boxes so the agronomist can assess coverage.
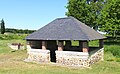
[0,0,68,30]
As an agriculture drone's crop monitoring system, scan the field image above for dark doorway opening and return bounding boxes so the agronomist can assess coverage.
[50,49,56,62]
[47,41,57,62]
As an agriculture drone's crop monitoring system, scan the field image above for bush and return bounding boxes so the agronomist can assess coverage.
[104,37,120,58]
[104,45,120,58]
[111,48,120,58]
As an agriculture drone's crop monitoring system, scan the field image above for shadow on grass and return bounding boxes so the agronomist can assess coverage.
[104,36,120,45]
[104,41,120,45]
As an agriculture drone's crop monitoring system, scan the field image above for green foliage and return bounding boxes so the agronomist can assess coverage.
[105,45,120,57]
[99,0,120,37]
[104,36,120,58]
[66,0,104,30]
[5,28,36,34]
[0,19,5,34]
[89,40,99,47]
[66,0,120,36]
[0,34,27,40]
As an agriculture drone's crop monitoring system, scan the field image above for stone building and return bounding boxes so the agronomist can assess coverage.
[25,16,106,67]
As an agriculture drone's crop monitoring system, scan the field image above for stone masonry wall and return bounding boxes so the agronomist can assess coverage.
[27,49,50,63]
[26,45,50,63]
[26,45,104,67]
[56,48,104,67]
[56,51,89,67]
[88,48,104,65]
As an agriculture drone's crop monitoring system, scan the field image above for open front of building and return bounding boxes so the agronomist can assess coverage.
[25,17,106,67]
[26,40,104,67]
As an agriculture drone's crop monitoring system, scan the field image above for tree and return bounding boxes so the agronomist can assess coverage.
[66,0,104,30]
[99,0,120,37]
[0,19,5,34]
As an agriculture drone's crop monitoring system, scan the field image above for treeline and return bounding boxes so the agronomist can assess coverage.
[66,0,120,37]
[0,19,35,34]
[5,28,36,34]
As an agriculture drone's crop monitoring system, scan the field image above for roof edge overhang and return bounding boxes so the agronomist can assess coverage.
[25,37,107,41]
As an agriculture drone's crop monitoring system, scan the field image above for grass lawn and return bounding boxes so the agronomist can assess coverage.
[0,39,120,74]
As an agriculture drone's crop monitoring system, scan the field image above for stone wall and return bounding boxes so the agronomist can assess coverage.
[8,43,24,50]
[88,48,104,65]
[26,45,50,63]
[26,45,104,67]
[56,51,89,67]
[55,48,104,67]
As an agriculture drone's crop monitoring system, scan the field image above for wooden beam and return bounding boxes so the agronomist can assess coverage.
[58,41,64,51]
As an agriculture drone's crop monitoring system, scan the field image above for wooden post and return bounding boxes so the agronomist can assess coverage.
[42,41,47,50]
[65,41,71,49]
[99,39,104,48]
[79,41,83,51]
[80,41,89,52]
[39,41,42,49]
[58,41,64,51]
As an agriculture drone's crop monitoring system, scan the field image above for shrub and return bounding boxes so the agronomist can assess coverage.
[104,45,120,58]
[111,48,120,58]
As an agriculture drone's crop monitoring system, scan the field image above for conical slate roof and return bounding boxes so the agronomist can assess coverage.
[25,17,106,41]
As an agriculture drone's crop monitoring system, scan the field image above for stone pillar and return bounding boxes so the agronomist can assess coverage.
[42,41,47,50]
[80,41,89,52]
[99,39,104,48]
[58,41,64,51]
[65,41,71,49]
